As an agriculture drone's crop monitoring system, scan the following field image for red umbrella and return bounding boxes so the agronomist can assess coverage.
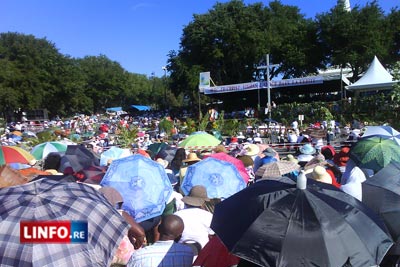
[193,236,240,267]
[204,152,249,183]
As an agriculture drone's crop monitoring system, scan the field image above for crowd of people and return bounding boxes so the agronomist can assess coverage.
[94,130,373,266]
[2,111,390,267]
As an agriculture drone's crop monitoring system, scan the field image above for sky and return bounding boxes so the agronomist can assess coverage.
[1,0,398,77]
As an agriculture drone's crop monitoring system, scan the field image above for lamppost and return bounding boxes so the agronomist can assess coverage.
[162,66,167,112]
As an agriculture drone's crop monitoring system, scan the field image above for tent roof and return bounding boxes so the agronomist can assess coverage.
[346,56,396,91]
[106,107,123,112]
[131,105,151,111]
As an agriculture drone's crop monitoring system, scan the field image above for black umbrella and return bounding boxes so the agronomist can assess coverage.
[362,162,400,255]
[156,145,177,163]
[60,145,100,172]
[211,178,393,267]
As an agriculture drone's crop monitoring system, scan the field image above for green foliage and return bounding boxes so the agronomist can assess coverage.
[316,2,390,80]
[183,118,197,134]
[213,110,225,132]
[198,112,210,131]
[0,2,398,120]
[115,125,138,149]
[222,119,240,136]
[391,61,400,102]
[158,118,174,137]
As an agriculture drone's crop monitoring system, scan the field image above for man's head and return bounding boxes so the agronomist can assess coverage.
[158,215,184,242]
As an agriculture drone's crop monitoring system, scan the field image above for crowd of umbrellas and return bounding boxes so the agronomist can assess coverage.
[0,126,400,266]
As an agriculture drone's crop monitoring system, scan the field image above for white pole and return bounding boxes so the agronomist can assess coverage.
[267,54,271,122]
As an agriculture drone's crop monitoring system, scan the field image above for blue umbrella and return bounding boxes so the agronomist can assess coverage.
[181,157,246,199]
[100,146,131,166]
[100,154,173,222]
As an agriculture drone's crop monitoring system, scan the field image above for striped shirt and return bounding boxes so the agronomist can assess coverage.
[127,240,194,267]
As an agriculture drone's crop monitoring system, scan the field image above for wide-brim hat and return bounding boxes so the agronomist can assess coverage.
[244,144,260,157]
[300,144,316,155]
[282,154,298,164]
[181,185,210,207]
[304,154,326,171]
[306,166,332,184]
[182,152,201,163]
[213,145,228,154]
[237,155,254,167]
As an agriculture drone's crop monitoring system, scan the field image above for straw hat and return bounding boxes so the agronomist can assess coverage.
[282,154,298,164]
[244,144,260,157]
[182,152,201,163]
[306,166,332,184]
[237,155,254,167]
[213,145,228,154]
[181,185,210,207]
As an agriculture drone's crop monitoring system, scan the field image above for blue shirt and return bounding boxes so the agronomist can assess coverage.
[127,240,194,267]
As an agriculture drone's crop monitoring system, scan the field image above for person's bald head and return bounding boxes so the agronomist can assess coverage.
[158,215,184,241]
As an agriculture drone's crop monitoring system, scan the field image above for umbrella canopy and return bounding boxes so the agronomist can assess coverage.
[60,145,100,172]
[11,130,23,136]
[205,152,249,183]
[31,141,68,160]
[75,165,108,184]
[0,146,35,165]
[178,131,221,151]
[350,136,400,173]
[0,178,129,266]
[362,125,400,145]
[148,142,168,156]
[156,145,177,163]
[181,157,246,199]
[100,154,173,222]
[362,162,400,255]
[0,165,29,188]
[211,179,393,267]
[22,131,37,138]
[255,161,300,179]
[100,146,131,166]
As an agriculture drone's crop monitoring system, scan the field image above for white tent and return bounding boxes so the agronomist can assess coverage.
[346,56,397,93]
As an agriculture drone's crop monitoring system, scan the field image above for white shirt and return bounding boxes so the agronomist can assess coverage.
[174,208,214,249]
[340,160,367,201]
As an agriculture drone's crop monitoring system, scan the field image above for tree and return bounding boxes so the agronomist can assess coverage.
[0,32,68,115]
[78,55,129,113]
[169,0,325,109]
[316,1,391,80]
[385,8,400,66]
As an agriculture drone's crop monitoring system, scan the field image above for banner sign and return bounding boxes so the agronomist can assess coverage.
[199,72,211,92]
[259,76,323,89]
[203,82,260,95]
[202,75,324,94]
